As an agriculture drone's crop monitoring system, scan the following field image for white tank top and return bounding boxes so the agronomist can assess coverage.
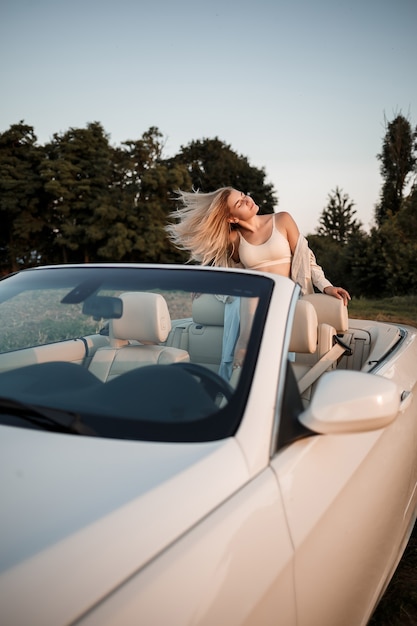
[238,219,292,270]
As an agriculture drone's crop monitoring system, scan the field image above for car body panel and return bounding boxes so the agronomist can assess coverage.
[77,468,296,626]
[272,426,417,625]
[271,328,417,626]
[0,429,249,625]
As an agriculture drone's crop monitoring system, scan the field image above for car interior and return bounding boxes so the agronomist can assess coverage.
[0,275,405,442]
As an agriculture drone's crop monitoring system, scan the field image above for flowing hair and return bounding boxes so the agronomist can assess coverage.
[165,187,237,267]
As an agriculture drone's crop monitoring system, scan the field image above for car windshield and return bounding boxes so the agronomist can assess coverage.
[0,265,273,442]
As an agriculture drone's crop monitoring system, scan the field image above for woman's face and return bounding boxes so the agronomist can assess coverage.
[227,189,259,221]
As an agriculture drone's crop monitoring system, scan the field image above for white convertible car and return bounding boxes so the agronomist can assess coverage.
[0,264,416,626]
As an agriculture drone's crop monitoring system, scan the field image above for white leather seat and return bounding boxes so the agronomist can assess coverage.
[89,292,189,382]
[289,299,319,356]
[291,294,349,403]
[301,293,349,333]
[295,293,349,368]
[188,294,225,372]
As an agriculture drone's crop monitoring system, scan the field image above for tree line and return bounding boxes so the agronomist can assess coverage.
[311,114,417,298]
[0,115,416,298]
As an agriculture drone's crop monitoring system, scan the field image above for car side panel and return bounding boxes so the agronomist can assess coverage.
[271,404,417,626]
[77,468,296,626]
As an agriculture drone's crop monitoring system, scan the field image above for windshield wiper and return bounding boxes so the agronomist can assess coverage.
[0,396,95,435]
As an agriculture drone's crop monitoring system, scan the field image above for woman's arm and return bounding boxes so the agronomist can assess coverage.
[233,297,258,368]
[277,212,300,254]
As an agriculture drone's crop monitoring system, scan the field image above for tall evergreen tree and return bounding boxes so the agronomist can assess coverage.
[316,187,362,244]
[375,114,417,226]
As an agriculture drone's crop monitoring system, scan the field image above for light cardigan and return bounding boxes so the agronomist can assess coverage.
[226,234,332,294]
[291,234,332,295]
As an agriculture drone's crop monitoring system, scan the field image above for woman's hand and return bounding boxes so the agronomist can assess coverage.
[323,286,351,306]
[233,347,246,370]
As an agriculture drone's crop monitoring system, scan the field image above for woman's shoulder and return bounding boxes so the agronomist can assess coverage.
[273,211,300,249]
[274,210,294,224]
[274,210,300,229]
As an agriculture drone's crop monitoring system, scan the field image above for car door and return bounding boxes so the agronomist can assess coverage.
[270,383,417,626]
[77,466,297,626]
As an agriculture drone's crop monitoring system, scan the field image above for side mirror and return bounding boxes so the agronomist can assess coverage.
[299,370,400,434]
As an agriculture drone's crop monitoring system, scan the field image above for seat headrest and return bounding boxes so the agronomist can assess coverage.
[301,293,348,332]
[289,299,318,353]
[192,294,226,326]
[111,292,172,343]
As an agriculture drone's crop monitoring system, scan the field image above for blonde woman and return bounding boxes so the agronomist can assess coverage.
[166,187,351,378]
[166,187,351,303]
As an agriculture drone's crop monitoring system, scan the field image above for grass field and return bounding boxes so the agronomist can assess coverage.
[349,295,417,625]
[348,295,417,328]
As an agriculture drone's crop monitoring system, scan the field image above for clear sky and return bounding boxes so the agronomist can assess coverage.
[1,0,416,234]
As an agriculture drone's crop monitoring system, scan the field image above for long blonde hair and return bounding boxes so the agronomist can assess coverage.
[166,187,237,266]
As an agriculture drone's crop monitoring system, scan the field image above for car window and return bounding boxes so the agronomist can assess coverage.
[1,289,100,351]
[0,266,273,442]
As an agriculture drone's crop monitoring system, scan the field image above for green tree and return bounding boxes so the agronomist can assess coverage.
[0,123,277,268]
[380,184,417,295]
[97,127,191,263]
[0,122,47,273]
[309,188,366,296]
[41,122,116,263]
[170,137,277,213]
[316,187,362,244]
[346,184,417,298]
[306,233,349,291]
[375,114,417,226]
[41,124,191,264]
[347,229,387,298]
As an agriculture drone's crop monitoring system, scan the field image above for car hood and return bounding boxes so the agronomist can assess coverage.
[0,425,249,625]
